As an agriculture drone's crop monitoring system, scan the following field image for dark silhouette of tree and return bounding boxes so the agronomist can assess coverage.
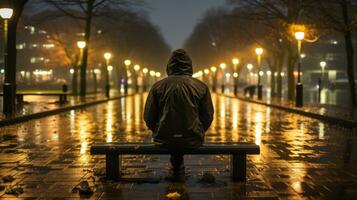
[310,0,357,106]
[44,0,141,97]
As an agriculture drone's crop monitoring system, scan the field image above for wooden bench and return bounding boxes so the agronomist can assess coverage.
[15,92,68,104]
[90,142,260,182]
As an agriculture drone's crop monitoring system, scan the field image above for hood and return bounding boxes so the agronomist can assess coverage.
[166,49,193,76]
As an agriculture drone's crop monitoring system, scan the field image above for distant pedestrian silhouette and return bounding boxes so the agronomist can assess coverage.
[144,49,214,179]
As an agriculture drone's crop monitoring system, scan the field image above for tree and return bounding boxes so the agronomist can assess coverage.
[311,0,357,106]
[45,0,139,97]
[229,0,316,101]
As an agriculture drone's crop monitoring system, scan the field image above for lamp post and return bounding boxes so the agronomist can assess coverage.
[220,63,226,93]
[93,68,100,94]
[134,64,140,93]
[295,31,305,107]
[104,52,112,97]
[255,48,263,100]
[204,69,210,84]
[142,68,148,91]
[0,7,14,114]
[210,66,217,92]
[232,58,240,96]
[124,59,131,94]
[247,64,253,85]
[318,61,326,103]
[76,41,86,96]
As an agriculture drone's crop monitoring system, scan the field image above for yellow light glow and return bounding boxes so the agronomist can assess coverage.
[104,52,112,60]
[0,8,13,19]
[233,72,238,78]
[124,59,131,66]
[150,70,155,76]
[320,61,326,68]
[225,73,231,78]
[295,31,305,40]
[247,64,253,70]
[210,66,217,72]
[204,69,210,74]
[155,72,161,77]
[220,63,226,69]
[107,65,113,71]
[134,64,140,71]
[255,47,263,55]
[69,68,74,74]
[232,58,239,65]
[143,68,148,74]
[259,71,264,76]
[77,41,86,49]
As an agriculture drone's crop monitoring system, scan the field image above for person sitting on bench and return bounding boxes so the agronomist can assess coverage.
[144,49,214,178]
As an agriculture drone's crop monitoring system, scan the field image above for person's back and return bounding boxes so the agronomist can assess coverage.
[144,49,214,177]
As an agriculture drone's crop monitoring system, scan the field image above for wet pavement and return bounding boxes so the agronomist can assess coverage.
[0,93,356,199]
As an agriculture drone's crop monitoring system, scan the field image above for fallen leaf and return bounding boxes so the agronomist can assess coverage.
[166,192,181,199]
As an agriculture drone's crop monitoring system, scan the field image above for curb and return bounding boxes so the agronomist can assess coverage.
[0,94,136,128]
[221,94,357,128]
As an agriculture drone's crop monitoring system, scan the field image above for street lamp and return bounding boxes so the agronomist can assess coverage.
[142,68,148,91]
[104,52,112,97]
[295,31,305,107]
[123,59,131,94]
[232,58,240,96]
[255,47,263,100]
[247,64,253,84]
[220,63,226,93]
[0,7,14,114]
[318,61,327,103]
[134,64,140,92]
[210,66,217,92]
[74,41,86,96]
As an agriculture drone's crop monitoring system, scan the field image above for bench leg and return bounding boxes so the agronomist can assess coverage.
[106,154,121,180]
[231,154,246,182]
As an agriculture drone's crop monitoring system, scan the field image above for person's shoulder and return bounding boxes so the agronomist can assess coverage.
[190,77,210,90]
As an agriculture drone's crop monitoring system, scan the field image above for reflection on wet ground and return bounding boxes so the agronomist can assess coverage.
[0,93,356,199]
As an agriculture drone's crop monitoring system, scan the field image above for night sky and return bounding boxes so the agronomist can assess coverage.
[145,0,227,49]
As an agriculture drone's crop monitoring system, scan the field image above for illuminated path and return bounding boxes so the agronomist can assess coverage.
[0,94,356,199]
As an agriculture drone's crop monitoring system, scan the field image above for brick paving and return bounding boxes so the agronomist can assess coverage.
[0,94,356,199]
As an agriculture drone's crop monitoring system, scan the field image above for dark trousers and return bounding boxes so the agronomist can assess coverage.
[170,153,184,171]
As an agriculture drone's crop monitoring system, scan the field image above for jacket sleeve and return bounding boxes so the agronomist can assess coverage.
[199,87,214,131]
[144,88,159,131]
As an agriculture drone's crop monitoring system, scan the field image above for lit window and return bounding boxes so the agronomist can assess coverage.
[43,44,55,48]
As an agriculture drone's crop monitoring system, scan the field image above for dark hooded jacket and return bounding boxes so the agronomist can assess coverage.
[144,49,214,149]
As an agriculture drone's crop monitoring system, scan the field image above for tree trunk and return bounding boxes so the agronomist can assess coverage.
[341,0,356,106]
[80,0,94,97]
[287,43,295,101]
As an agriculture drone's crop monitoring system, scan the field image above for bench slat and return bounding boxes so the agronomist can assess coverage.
[90,143,260,155]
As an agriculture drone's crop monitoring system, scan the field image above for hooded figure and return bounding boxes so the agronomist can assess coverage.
[144,49,214,176]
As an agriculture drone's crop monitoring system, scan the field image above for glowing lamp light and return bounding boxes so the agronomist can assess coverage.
[0,8,13,19]
[232,58,239,65]
[77,41,86,49]
[219,63,226,69]
[210,66,217,72]
[104,52,112,60]
[266,70,272,76]
[247,64,253,70]
[259,71,264,76]
[274,72,278,77]
[69,68,74,74]
[143,68,148,74]
[295,31,305,41]
[134,64,140,71]
[233,72,239,78]
[255,48,263,55]
[107,65,113,71]
[124,59,131,66]
[149,70,155,76]
[155,72,161,77]
[204,69,210,74]
[94,69,100,74]
[294,71,299,76]
[320,61,327,69]
[280,72,285,77]
[225,73,231,78]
